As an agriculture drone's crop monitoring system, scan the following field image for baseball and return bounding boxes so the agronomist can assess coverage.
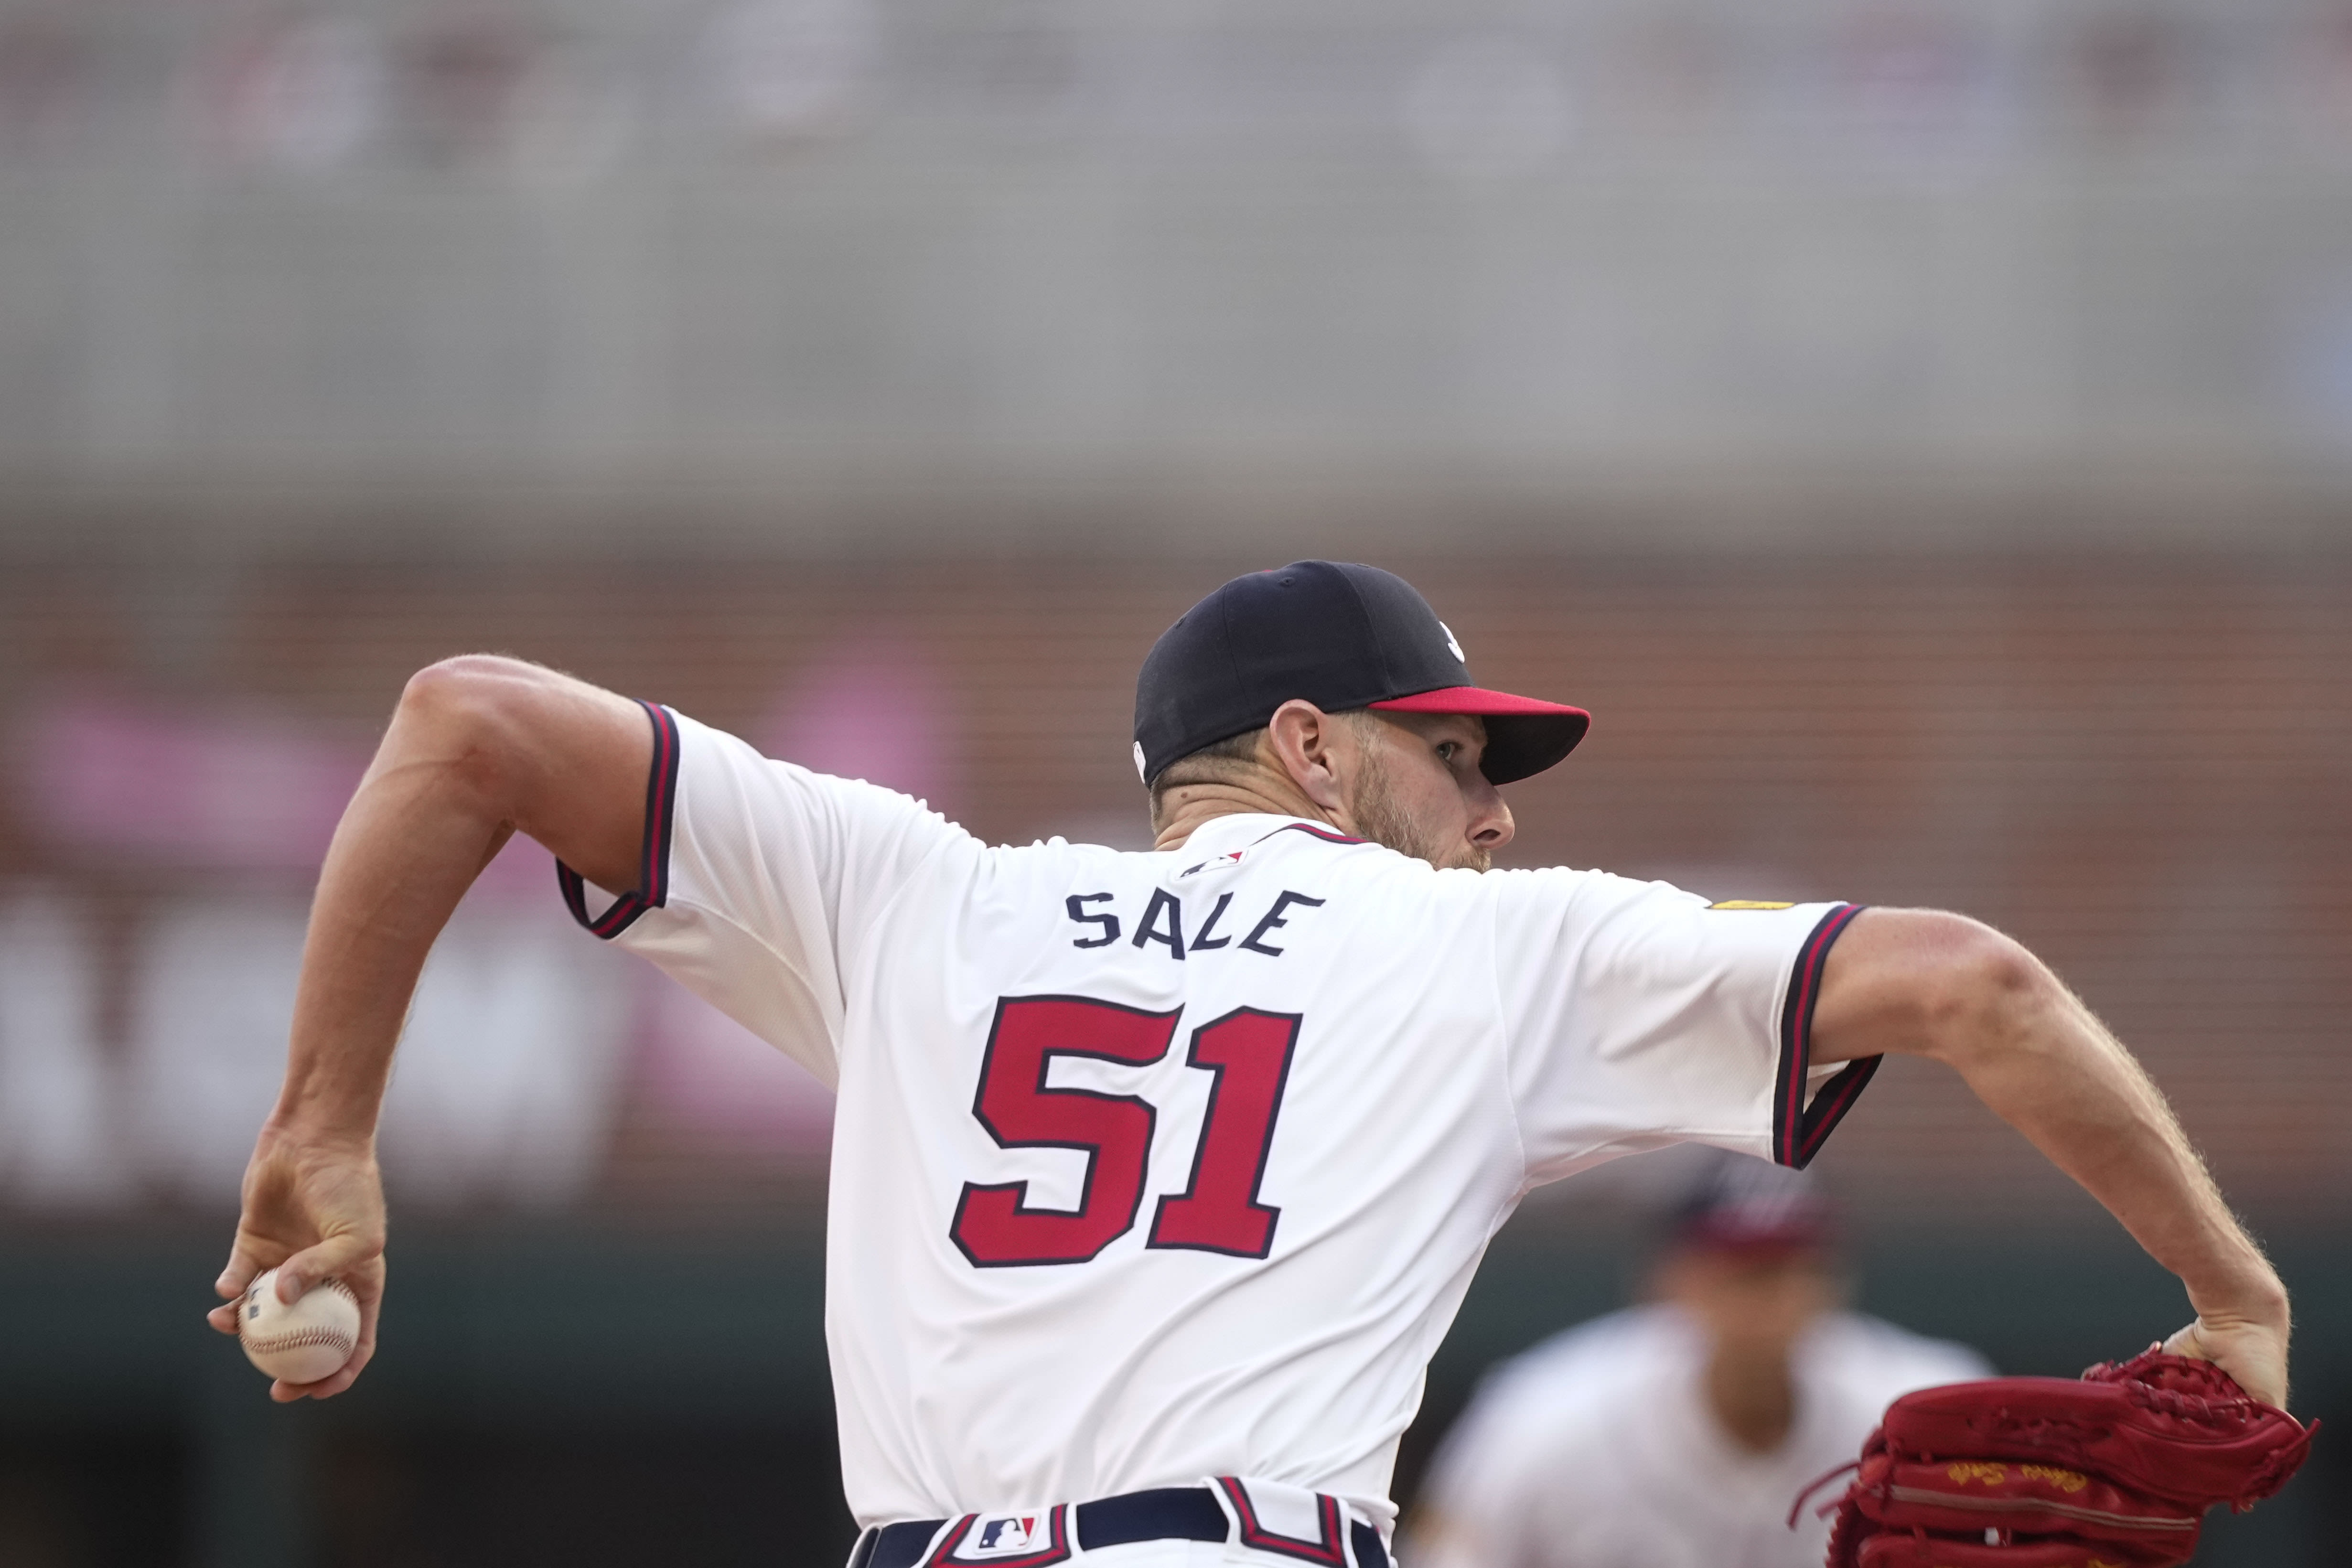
[238,1268,360,1385]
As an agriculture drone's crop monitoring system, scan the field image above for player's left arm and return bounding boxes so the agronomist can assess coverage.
[1806,907,2291,1407]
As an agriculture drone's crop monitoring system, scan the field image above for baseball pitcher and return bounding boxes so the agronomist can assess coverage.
[207,562,2298,1568]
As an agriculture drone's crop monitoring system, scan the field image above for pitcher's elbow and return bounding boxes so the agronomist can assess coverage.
[392,655,545,804]
[1908,912,2059,1067]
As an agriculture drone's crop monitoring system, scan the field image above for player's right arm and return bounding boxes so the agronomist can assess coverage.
[1807,908,2291,1408]
[205,655,652,1400]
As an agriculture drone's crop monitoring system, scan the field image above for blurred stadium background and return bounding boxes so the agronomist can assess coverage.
[2,0,2350,1562]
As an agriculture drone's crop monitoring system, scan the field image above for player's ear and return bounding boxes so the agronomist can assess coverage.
[1267,699,1348,810]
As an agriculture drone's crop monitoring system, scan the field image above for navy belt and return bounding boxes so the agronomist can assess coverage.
[849,1484,1389,1568]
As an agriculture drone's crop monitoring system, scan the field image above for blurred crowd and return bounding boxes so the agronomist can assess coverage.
[3,0,2352,177]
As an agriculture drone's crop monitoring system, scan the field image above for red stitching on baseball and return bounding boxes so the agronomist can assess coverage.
[245,1327,355,1352]
[243,1280,359,1355]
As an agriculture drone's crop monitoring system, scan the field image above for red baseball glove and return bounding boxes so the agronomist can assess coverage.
[1805,1348,2315,1568]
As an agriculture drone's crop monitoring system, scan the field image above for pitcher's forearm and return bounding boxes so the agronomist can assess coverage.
[1814,910,2288,1332]
[1938,984,2286,1325]
[273,709,518,1138]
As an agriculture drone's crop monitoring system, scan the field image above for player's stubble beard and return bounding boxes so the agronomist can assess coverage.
[1350,748,1493,873]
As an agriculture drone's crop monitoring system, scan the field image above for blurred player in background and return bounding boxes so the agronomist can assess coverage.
[1406,1156,1988,1568]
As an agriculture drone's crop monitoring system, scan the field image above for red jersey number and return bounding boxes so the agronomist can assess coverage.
[949,997,1300,1267]
[950,996,1178,1267]
[1147,1009,1298,1257]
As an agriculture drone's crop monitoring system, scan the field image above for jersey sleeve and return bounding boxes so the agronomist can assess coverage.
[555,702,974,1088]
[1488,870,1875,1182]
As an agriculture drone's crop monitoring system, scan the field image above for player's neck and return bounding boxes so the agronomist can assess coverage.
[1151,777,1341,852]
[1702,1344,1799,1455]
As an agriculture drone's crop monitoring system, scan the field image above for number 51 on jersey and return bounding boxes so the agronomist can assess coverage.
[950,996,1301,1267]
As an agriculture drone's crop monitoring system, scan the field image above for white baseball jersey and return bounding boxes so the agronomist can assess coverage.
[1410,1306,1990,1568]
[562,705,1879,1535]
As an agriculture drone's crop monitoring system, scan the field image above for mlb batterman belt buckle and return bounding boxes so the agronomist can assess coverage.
[849,1481,1392,1568]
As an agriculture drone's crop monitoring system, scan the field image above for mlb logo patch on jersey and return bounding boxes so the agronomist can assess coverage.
[972,1516,1040,1555]
[1179,848,1247,878]
[932,1506,1070,1567]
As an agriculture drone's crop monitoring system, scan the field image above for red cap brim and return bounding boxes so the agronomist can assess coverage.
[1369,686,1590,720]
[1367,687,1591,784]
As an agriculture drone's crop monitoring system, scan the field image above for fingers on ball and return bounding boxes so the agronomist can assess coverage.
[237,1267,362,1386]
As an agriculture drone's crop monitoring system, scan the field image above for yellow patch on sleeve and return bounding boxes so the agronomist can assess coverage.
[1708,900,1795,911]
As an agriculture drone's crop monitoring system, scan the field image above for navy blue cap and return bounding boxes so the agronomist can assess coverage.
[1669,1155,1836,1256]
[1133,561,1590,787]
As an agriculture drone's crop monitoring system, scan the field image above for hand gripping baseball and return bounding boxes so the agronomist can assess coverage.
[1806,1349,2316,1568]
[205,1124,387,1402]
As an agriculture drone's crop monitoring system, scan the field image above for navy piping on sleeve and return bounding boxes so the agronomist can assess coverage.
[1771,902,1877,1170]
[557,699,681,941]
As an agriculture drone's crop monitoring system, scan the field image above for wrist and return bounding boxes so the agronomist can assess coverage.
[2187,1267,2289,1332]
[271,1055,391,1147]
[261,1101,378,1156]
